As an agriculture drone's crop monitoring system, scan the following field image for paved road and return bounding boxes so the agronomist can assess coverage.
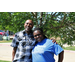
[54,50,75,62]
[0,43,75,62]
[0,43,12,61]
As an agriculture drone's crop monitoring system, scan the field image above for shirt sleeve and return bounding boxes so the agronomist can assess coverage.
[54,43,64,55]
[11,33,19,48]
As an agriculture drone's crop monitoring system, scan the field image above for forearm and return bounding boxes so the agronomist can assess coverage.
[12,51,15,61]
[12,47,17,61]
[58,51,64,62]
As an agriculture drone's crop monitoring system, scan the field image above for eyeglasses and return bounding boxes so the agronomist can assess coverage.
[34,34,41,37]
[26,23,33,26]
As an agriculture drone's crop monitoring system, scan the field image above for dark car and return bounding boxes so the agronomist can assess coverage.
[0,30,6,36]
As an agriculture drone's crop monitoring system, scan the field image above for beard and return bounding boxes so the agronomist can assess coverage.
[25,27,31,32]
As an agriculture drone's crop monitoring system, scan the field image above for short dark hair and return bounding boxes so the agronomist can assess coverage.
[33,27,43,33]
[33,27,47,38]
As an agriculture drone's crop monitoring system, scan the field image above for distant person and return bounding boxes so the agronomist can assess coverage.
[6,30,9,36]
[6,30,9,40]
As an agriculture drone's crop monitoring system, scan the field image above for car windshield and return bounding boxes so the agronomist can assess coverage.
[0,30,4,32]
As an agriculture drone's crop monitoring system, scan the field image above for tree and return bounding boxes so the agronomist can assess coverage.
[0,12,11,30]
[0,12,75,46]
[31,12,75,46]
[0,12,35,33]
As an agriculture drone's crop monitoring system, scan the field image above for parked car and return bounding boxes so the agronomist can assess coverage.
[0,30,6,36]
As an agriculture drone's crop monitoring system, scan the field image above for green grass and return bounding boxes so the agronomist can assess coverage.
[56,40,75,51]
[63,46,75,51]
[0,40,12,43]
[0,60,11,62]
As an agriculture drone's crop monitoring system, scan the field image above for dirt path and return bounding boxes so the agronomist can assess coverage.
[0,43,75,62]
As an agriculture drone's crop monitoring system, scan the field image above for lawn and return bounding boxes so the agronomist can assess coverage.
[0,40,12,43]
[0,60,11,62]
[56,40,75,51]
[63,46,75,51]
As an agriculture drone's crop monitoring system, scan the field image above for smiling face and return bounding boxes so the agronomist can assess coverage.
[33,30,44,42]
[24,20,33,33]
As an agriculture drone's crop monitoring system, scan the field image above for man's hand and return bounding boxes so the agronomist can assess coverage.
[50,38,57,44]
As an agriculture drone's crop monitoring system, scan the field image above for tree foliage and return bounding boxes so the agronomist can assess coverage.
[0,12,75,46]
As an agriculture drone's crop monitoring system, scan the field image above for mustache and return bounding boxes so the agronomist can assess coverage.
[26,26,30,28]
[36,38,40,40]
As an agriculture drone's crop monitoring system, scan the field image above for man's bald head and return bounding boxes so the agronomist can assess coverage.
[24,19,34,34]
[25,19,33,25]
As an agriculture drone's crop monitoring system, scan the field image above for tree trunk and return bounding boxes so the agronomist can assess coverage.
[39,12,43,27]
